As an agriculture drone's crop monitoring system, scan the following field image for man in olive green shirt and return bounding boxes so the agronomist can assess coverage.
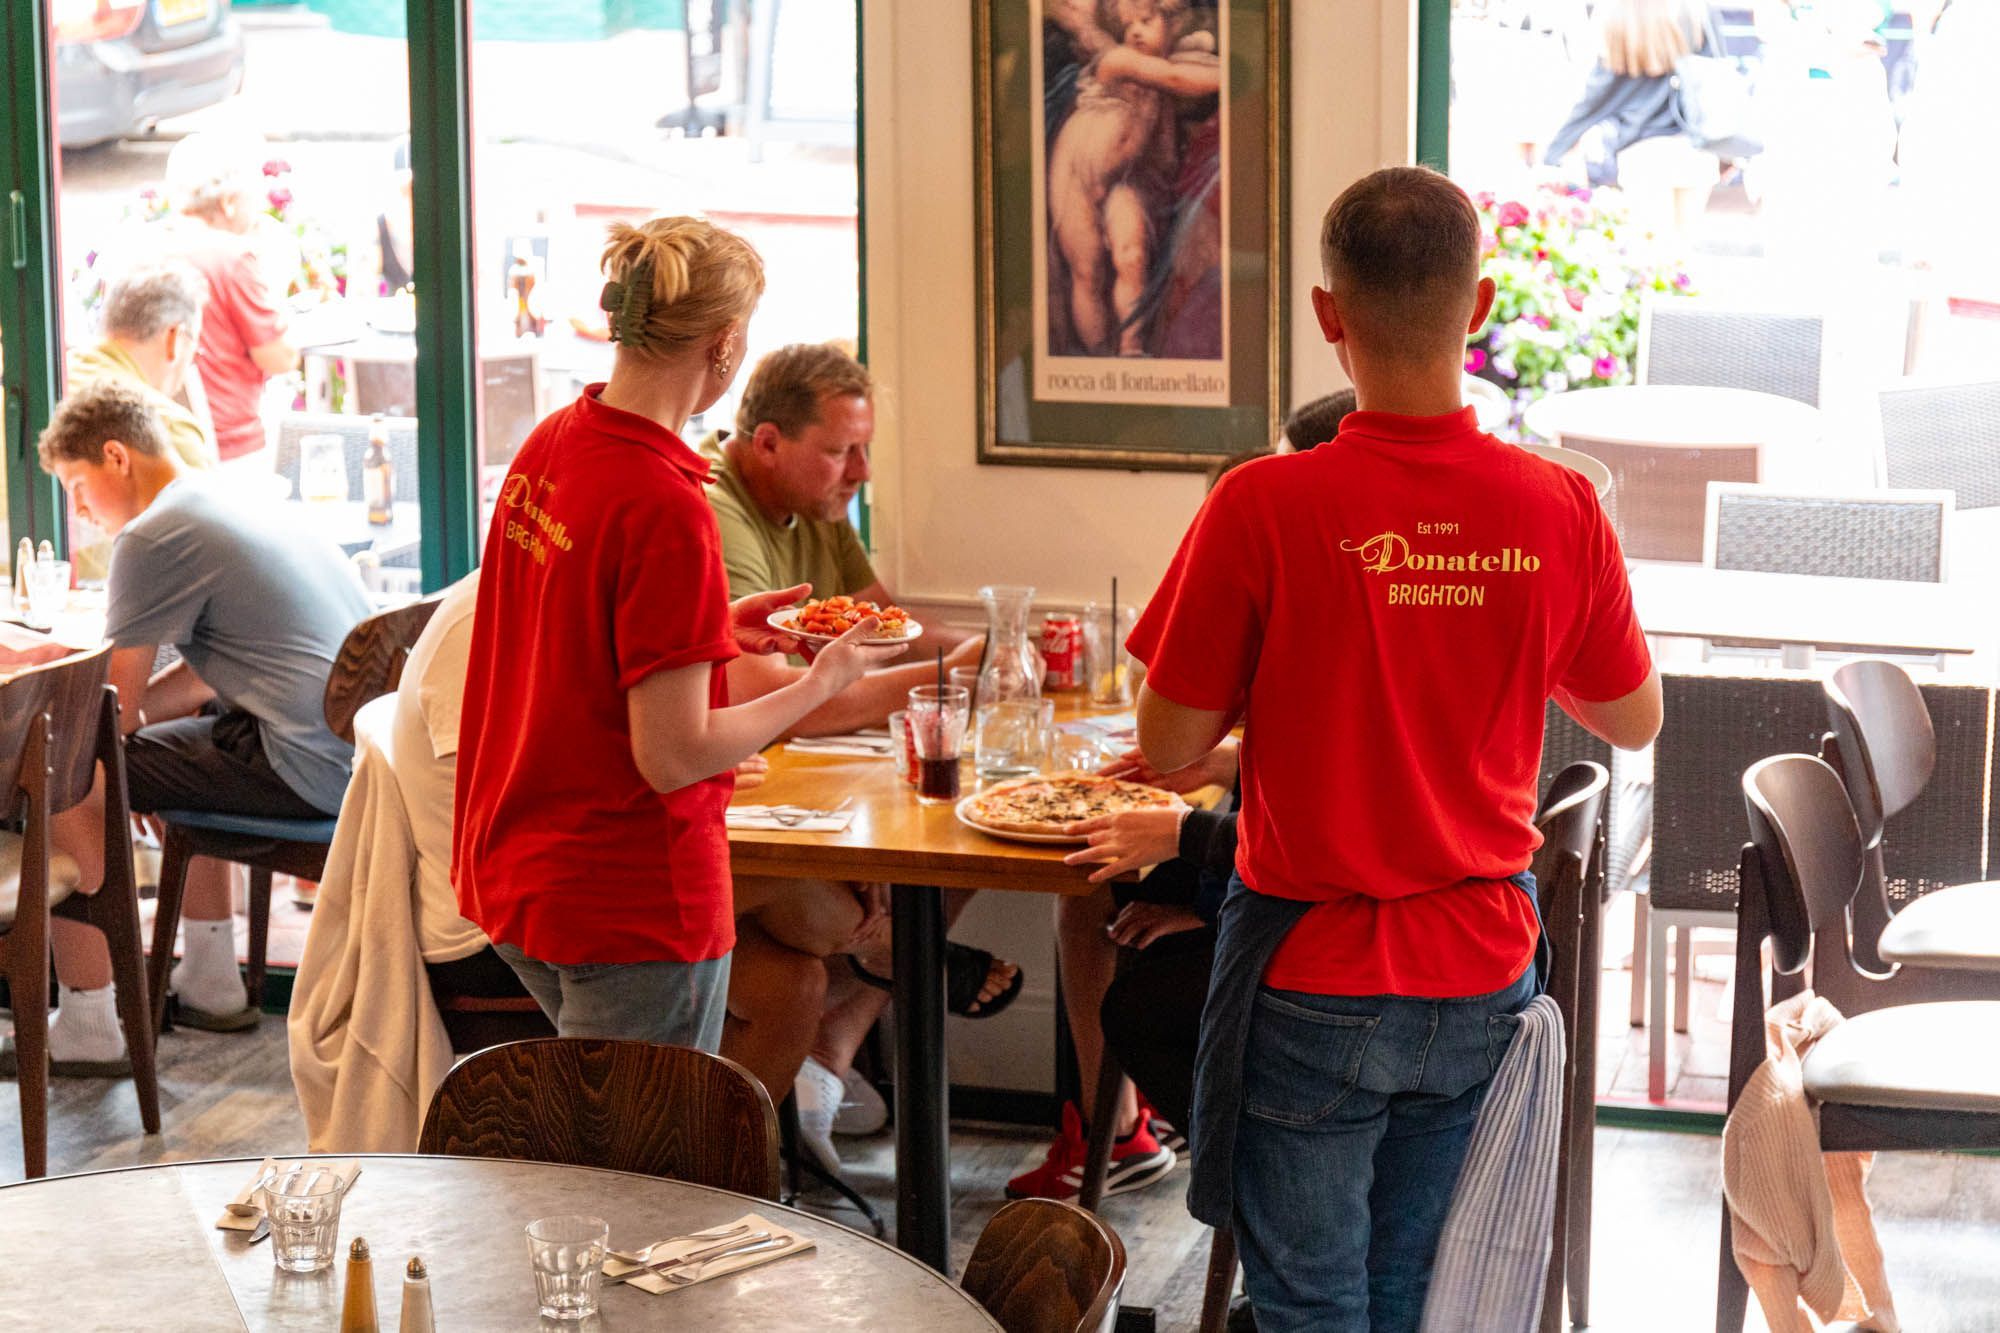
[705,344,1015,1179]
[69,264,219,474]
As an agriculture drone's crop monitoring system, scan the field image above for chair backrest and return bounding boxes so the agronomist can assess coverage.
[0,646,112,815]
[1558,434,1758,563]
[1704,483,1951,583]
[1533,761,1609,885]
[1878,379,2000,510]
[416,1038,781,1198]
[962,1199,1127,1333]
[275,413,421,510]
[322,593,445,743]
[1640,303,1825,407]
[1823,659,1934,847]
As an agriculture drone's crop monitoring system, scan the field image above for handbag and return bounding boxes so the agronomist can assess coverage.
[1670,9,1764,159]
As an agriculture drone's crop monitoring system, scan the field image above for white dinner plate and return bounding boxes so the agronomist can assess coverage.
[767,608,923,648]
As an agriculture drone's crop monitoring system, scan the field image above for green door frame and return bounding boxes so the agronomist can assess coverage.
[407,0,481,589]
[1415,0,1450,171]
[1,0,66,554]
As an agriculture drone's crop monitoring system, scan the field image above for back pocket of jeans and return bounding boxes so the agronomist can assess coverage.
[1242,992,1380,1128]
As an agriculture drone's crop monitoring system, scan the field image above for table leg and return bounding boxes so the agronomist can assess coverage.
[891,882,951,1273]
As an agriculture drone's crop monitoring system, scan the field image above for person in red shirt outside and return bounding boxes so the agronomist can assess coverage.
[160,131,300,463]
[1129,166,1662,1332]
[452,217,907,1047]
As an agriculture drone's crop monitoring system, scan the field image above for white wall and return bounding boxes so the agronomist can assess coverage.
[862,0,1414,612]
[859,0,1417,1093]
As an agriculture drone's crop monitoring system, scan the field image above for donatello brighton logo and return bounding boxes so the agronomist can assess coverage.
[1340,528,1540,607]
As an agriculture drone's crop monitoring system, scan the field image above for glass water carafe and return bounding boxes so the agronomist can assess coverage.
[975,585,1043,708]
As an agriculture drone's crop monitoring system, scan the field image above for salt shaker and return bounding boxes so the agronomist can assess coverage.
[397,1255,435,1333]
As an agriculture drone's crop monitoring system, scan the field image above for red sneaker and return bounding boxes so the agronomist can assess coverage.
[1135,1092,1187,1160]
[1005,1101,1176,1201]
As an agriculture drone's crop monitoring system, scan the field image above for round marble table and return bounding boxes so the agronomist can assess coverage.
[0,1155,1001,1331]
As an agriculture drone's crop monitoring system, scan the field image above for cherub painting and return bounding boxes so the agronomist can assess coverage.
[1040,0,1224,360]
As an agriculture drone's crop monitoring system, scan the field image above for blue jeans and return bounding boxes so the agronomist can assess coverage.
[1231,966,1537,1333]
[494,944,731,1051]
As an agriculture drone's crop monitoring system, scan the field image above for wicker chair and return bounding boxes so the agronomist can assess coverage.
[1639,303,1825,407]
[1878,379,2000,510]
[275,414,421,527]
[1703,484,1951,583]
[1562,432,1758,563]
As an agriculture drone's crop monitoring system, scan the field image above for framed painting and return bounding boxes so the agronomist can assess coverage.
[975,0,1289,471]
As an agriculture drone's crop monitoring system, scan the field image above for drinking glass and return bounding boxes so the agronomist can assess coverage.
[1082,602,1140,707]
[22,559,71,630]
[1046,731,1108,774]
[260,1166,351,1274]
[948,666,981,756]
[886,709,916,786]
[907,684,969,805]
[299,434,348,504]
[976,697,1054,780]
[525,1214,608,1321]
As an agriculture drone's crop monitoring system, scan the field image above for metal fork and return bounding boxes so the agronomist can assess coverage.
[660,1235,797,1285]
[769,796,854,827]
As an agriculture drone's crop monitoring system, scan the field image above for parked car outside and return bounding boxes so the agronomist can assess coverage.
[53,0,246,150]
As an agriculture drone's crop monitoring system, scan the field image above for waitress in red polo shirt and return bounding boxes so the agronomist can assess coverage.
[453,218,906,1049]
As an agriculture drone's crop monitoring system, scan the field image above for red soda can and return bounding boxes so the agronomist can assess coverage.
[1042,614,1081,690]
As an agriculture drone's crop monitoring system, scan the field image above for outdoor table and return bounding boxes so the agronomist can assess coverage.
[1523,385,1824,560]
[728,699,1119,1273]
[0,1154,1000,1331]
[1627,563,1996,672]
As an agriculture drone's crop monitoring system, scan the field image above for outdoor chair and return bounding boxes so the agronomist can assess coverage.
[146,594,444,1033]
[1716,754,2000,1332]
[1639,303,1825,408]
[0,646,160,1177]
[1560,432,1757,563]
[1703,484,1951,584]
[1822,660,2000,983]
[417,1038,781,1199]
[963,1198,1126,1333]
[1877,379,2000,511]
[275,413,421,525]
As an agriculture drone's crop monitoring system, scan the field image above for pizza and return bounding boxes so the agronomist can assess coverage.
[963,773,1180,836]
[786,596,915,640]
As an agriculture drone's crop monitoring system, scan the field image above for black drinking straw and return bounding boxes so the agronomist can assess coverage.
[937,647,945,697]
[1110,576,1119,666]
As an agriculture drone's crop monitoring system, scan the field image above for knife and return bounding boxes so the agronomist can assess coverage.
[602,1230,775,1288]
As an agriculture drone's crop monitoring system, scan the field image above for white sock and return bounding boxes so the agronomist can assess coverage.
[171,917,247,1015]
[47,985,127,1064]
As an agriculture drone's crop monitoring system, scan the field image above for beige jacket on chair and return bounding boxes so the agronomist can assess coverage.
[288,697,452,1152]
[1721,990,1901,1333]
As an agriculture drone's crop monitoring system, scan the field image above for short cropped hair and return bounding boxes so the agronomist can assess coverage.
[1320,167,1482,363]
[735,343,875,440]
[1283,388,1358,452]
[166,128,266,219]
[102,264,204,342]
[37,381,169,470]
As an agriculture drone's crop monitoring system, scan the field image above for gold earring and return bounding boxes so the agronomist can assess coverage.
[713,340,735,381]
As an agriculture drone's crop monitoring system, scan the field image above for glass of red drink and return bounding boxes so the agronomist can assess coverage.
[906,684,970,806]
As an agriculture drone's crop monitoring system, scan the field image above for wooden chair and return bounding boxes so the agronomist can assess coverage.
[962,1198,1126,1333]
[1821,659,2000,984]
[1716,754,2000,1331]
[417,1037,781,1199]
[146,594,443,1032]
[1532,760,1611,1333]
[0,647,160,1177]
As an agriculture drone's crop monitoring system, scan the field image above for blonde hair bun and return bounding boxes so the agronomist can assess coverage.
[598,217,765,355]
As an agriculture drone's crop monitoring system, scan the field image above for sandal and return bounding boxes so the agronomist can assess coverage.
[849,942,1026,1020]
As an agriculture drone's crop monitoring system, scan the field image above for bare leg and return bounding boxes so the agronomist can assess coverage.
[722,917,831,1103]
[1052,182,1113,353]
[1057,885,1138,1135]
[1104,182,1153,356]
[49,788,110,990]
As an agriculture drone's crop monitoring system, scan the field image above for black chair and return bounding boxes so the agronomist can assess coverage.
[147,596,444,1033]
[274,414,421,530]
[1716,754,2000,1331]
[1704,484,1951,584]
[1878,379,2000,510]
[1641,304,1825,408]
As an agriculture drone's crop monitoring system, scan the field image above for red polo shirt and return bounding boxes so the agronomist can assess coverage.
[453,386,740,965]
[1129,408,1650,997]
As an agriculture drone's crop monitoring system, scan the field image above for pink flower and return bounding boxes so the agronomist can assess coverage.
[262,158,290,178]
[1593,355,1619,378]
[1529,314,1551,330]
[1497,201,1530,229]
[1473,191,1497,209]
[1563,287,1586,312]
[1480,231,1499,257]
[1674,272,1692,289]
[1465,347,1488,374]
[267,187,293,213]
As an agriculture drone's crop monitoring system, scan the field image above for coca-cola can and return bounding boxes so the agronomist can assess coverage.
[1042,614,1082,690]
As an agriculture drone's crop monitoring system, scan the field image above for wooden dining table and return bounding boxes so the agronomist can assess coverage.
[0,1154,1002,1330]
[729,699,1121,1273]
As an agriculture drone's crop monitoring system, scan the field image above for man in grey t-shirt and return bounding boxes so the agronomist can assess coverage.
[7,382,368,1072]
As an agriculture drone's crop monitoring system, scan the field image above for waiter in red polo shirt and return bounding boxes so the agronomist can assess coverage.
[454,217,905,1049]
[1130,167,1662,1332]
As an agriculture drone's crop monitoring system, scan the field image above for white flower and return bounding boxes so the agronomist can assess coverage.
[1565,353,1594,381]
[1543,372,1569,393]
